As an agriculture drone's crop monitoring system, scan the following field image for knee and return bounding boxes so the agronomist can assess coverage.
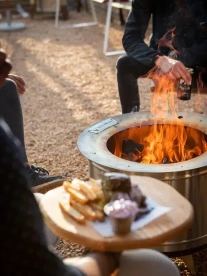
[116,55,132,72]
[3,79,18,92]
[0,79,18,100]
[118,249,180,276]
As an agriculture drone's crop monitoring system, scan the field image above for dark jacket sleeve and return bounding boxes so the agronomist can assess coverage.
[179,40,207,68]
[178,19,207,68]
[0,119,85,276]
[122,0,163,68]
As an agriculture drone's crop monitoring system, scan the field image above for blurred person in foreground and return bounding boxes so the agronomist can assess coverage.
[0,49,64,186]
[0,50,180,276]
[117,0,207,113]
[0,109,181,276]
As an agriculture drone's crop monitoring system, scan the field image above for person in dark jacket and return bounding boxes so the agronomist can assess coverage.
[117,0,207,113]
[0,49,64,186]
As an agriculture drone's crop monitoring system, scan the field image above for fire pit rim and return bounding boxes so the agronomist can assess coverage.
[77,111,207,173]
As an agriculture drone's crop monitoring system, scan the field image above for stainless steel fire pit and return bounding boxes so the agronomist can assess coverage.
[77,111,207,253]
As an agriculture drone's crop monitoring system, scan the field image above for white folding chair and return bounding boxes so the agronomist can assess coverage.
[103,0,131,56]
[55,0,98,29]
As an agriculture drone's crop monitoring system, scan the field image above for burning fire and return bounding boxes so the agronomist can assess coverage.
[113,28,207,164]
[113,124,207,164]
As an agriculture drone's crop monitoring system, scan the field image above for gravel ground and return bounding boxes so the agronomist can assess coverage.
[2,11,207,258]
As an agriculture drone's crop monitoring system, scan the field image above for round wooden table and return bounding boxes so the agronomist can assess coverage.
[40,176,193,252]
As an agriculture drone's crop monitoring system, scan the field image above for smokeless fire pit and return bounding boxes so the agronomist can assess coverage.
[78,111,207,253]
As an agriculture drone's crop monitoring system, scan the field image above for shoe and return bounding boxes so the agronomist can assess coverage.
[29,4,36,19]
[130,106,138,113]
[28,165,64,187]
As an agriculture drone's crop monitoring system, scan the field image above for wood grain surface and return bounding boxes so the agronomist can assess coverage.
[40,176,193,252]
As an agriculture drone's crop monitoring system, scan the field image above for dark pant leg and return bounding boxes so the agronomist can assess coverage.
[0,79,28,163]
[116,55,152,114]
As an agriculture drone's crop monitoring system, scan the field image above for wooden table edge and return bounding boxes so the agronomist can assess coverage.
[40,202,194,252]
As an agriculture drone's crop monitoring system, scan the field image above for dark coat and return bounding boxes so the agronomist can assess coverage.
[123,0,207,68]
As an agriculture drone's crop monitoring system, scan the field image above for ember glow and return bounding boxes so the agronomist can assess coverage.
[113,124,207,164]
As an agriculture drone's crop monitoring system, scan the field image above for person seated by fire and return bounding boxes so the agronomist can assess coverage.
[0,48,64,186]
[117,0,207,114]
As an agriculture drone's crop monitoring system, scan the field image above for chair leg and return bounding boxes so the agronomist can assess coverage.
[84,0,89,13]
[77,0,82,12]
[61,5,69,20]
[55,0,60,27]
[103,0,126,56]
[88,0,97,23]
[103,0,113,55]
[29,0,36,19]
[119,8,125,26]
[55,0,97,28]
[30,4,36,19]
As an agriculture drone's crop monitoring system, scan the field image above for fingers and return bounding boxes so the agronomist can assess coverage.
[156,56,192,85]
[7,74,26,94]
[15,79,25,94]
[170,62,191,84]
[11,74,25,86]
[168,72,176,81]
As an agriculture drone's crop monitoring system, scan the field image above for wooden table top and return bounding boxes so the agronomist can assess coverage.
[40,176,193,252]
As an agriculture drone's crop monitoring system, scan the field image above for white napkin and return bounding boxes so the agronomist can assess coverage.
[92,197,171,237]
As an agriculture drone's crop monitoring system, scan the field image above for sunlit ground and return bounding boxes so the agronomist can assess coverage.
[2,11,206,178]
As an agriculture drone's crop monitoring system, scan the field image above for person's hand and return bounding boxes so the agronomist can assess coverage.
[155,56,191,85]
[0,49,12,87]
[7,74,26,94]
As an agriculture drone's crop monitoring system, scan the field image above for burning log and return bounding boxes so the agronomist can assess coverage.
[162,157,174,164]
[162,157,168,164]
[122,139,144,155]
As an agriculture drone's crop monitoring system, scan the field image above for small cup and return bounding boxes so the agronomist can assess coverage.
[110,215,134,235]
[104,199,137,235]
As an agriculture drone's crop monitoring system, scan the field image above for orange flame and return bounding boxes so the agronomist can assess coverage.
[113,66,207,164]
[113,124,207,164]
